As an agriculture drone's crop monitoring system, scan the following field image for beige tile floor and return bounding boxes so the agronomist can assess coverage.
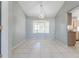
[12,39,79,58]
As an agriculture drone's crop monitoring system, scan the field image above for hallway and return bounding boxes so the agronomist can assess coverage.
[12,39,79,58]
[2,1,79,58]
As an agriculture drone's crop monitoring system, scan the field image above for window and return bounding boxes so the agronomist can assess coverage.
[33,20,49,33]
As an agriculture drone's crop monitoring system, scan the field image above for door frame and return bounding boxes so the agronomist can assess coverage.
[67,12,76,46]
[67,5,79,46]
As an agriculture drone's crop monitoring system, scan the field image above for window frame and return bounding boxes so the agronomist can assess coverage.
[33,20,49,34]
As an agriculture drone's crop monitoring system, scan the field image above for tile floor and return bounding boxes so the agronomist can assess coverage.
[12,39,79,58]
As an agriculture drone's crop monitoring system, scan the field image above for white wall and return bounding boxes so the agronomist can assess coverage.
[26,17,55,40]
[13,2,26,47]
[2,1,9,58]
[2,2,27,57]
[55,1,79,44]
[2,1,14,57]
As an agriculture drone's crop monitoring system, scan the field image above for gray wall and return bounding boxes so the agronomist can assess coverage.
[12,2,26,47]
[26,17,55,40]
[2,2,27,57]
[55,1,79,44]
[1,1,14,57]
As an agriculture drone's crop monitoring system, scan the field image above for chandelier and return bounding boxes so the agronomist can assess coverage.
[39,2,47,19]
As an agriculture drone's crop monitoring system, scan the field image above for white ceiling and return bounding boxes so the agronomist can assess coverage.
[71,6,79,17]
[18,1,64,18]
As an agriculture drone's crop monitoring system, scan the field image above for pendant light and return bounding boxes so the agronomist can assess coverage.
[39,2,47,19]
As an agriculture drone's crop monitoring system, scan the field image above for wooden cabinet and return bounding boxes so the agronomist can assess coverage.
[68,31,76,46]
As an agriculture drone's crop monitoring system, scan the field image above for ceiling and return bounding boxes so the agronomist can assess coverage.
[18,1,64,18]
[71,6,79,17]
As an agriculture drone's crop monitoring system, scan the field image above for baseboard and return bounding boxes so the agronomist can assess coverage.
[12,39,25,50]
[55,37,67,45]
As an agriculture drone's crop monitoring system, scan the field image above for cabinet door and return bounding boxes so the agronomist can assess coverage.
[68,31,76,46]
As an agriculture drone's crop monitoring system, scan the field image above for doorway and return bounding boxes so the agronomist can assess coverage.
[67,6,79,46]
